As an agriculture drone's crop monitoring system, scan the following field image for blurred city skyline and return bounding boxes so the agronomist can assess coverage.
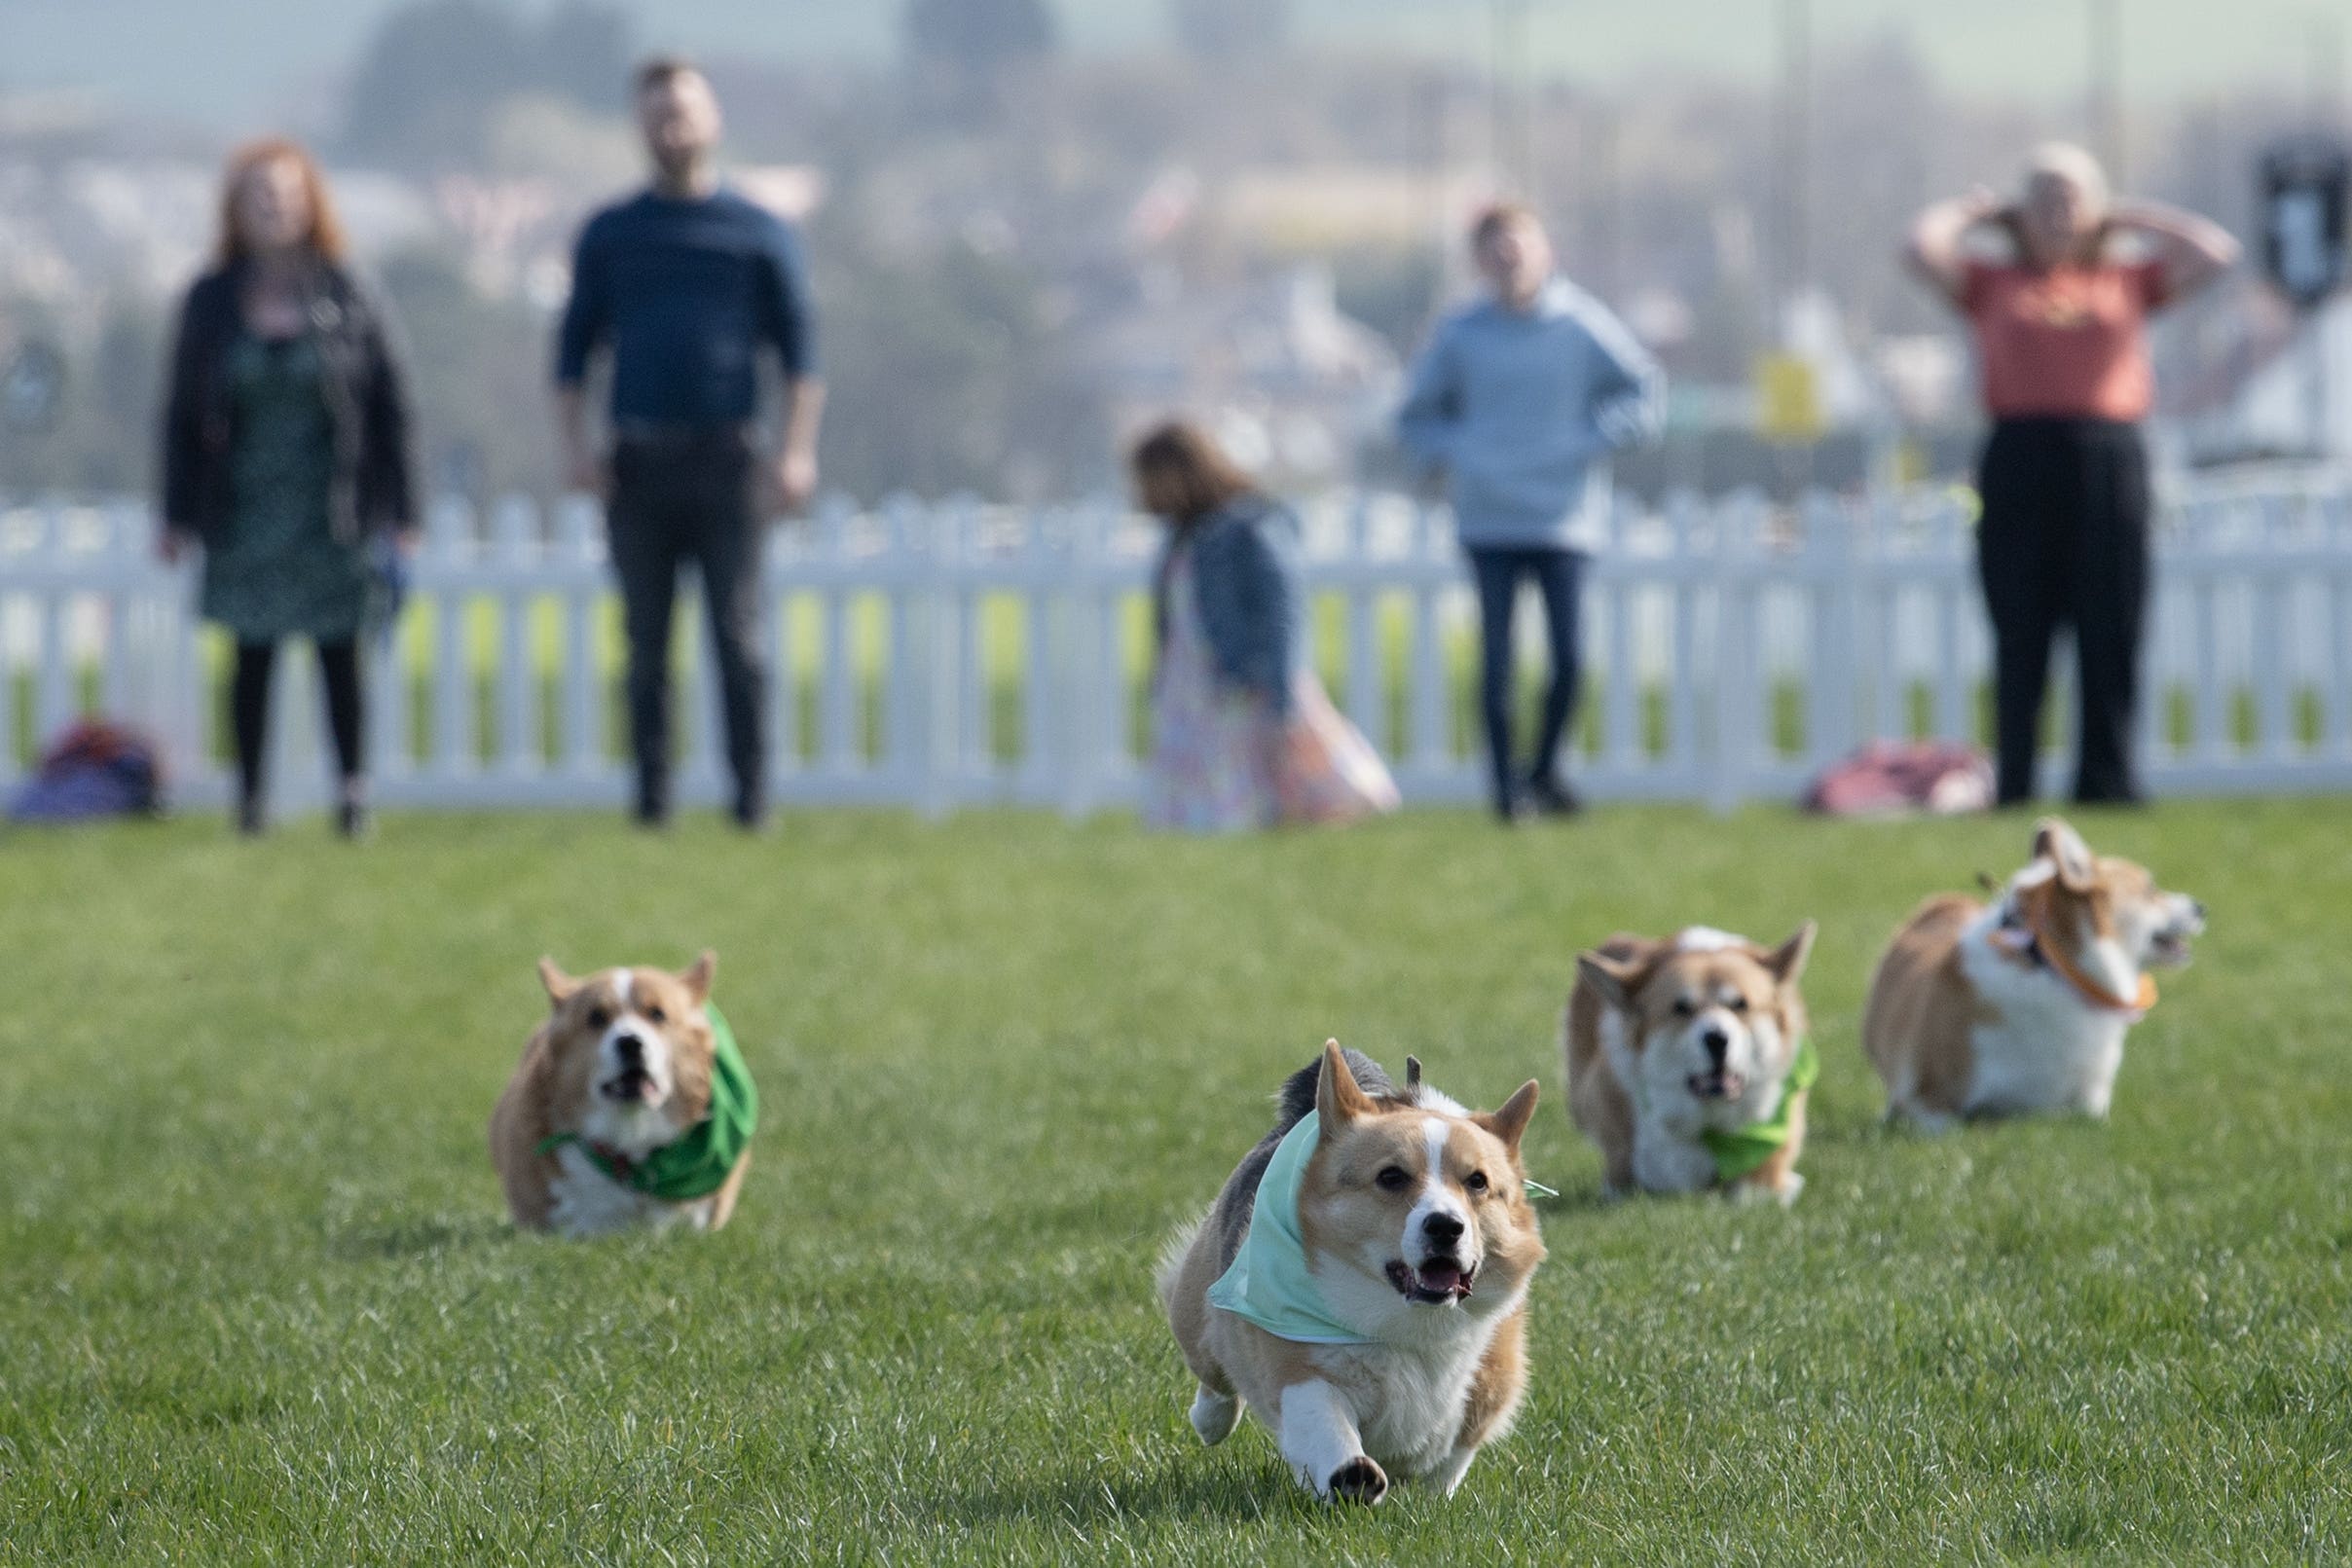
[6,0,2347,130]
[3,0,2344,506]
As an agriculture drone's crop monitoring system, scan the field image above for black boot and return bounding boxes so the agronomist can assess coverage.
[1525,772,1586,819]
[336,782,373,841]
[731,783,769,834]
[634,770,672,829]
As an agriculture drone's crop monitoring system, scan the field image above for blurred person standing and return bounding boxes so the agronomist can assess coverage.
[1905,145,2236,806]
[1398,204,1664,824]
[1131,422,1400,833]
[554,56,824,831]
[160,139,417,839]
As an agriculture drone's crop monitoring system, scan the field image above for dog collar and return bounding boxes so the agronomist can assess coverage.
[1699,1035,1819,1185]
[1993,886,2157,1020]
[537,1002,758,1203]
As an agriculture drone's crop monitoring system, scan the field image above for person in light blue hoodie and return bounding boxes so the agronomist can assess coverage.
[1399,203,1664,821]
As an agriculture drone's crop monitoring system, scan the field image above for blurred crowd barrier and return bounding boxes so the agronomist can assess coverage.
[5,469,2351,817]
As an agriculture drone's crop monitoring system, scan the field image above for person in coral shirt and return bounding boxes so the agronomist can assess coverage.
[1905,145,2237,805]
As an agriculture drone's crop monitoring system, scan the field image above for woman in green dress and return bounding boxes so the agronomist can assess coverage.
[161,139,418,836]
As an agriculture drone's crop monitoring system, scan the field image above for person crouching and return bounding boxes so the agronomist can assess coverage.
[1130,422,1400,833]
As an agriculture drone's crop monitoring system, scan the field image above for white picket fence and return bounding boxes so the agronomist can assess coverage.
[6,471,2352,818]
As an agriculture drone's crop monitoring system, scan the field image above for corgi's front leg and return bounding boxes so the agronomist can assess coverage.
[1631,1125,1715,1194]
[1423,1442,1478,1496]
[1277,1379,1385,1504]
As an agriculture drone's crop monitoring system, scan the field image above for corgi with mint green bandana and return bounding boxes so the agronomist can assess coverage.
[1565,922,1819,1205]
[491,951,757,1237]
[1158,1042,1545,1506]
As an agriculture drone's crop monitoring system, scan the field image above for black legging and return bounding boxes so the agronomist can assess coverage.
[231,638,365,806]
[1467,545,1586,810]
[1976,418,2150,806]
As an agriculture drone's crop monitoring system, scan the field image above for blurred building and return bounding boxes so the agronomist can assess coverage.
[1085,262,1400,487]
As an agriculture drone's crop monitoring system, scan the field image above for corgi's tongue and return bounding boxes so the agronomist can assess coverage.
[1387,1258,1474,1302]
[1416,1260,1464,1295]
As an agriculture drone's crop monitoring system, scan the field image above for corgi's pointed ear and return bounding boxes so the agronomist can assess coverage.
[537,958,579,1008]
[1316,1039,1375,1127]
[680,949,717,1004]
[1576,946,1649,1011]
[2034,817,2096,893]
[1765,920,1818,986]
[1477,1079,1541,1154]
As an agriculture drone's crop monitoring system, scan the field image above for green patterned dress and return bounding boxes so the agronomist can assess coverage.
[200,335,371,641]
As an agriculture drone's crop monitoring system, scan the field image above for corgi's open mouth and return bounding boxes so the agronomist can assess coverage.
[2150,931,2195,967]
[1385,1258,1475,1304]
[598,1068,660,1106]
[1687,1069,1747,1100]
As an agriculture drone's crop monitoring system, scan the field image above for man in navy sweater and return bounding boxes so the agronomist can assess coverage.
[555,56,824,830]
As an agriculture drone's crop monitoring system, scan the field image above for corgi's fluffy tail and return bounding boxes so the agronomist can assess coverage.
[1156,1211,1208,1312]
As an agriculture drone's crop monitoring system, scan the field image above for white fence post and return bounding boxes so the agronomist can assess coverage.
[9,474,2352,818]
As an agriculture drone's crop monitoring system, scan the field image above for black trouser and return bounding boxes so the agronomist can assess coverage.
[1976,417,2150,806]
[1467,545,1586,811]
[607,429,767,816]
[231,638,364,806]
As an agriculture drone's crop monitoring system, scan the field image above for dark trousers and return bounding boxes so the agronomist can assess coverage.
[607,430,767,816]
[1976,418,2150,806]
[230,638,364,805]
[1467,545,1586,810]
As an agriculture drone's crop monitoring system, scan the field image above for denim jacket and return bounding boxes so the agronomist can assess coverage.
[1153,494,1306,718]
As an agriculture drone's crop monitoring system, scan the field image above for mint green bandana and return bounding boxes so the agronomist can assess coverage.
[1700,1035,1818,1185]
[1207,1112,1377,1345]
[538,1002,758,1202]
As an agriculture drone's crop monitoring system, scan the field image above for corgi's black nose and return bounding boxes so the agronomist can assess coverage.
[1423,1212,1465,1246]
[613,1033,645,1066]
[1701,1026,1731,1066]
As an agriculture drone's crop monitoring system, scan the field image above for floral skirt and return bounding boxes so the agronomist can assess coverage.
[1143,668,1401,834]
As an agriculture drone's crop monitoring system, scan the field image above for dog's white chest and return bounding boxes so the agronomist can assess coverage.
[1313,1328,1493,1474]
[545,1145,712,1238]
[1958,933,2131,1117]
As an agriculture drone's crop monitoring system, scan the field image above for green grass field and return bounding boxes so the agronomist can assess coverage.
[2,802,2347,1563]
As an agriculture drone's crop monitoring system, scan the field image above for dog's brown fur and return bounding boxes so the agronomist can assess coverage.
[1862,819,2204,1123]
[1161,1044,1545,1502]
[1564,925,1817,1200]
[489,953,748,1233]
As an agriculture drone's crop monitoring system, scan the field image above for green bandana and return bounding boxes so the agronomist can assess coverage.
[1699,1035,1818,1185]
[537,1002,758,1202]
[1207,1112,1376,1345]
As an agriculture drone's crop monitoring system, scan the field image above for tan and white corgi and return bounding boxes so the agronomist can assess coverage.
[490,952,757,1237]
[1158,1043,1545,1504]
[1564,923,1820,1205]
[1862,818,2204,1127]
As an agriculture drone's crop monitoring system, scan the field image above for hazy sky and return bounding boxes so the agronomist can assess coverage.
[4,0,2344,128]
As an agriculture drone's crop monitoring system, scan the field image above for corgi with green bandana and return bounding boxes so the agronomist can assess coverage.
[1564,923,1820,1206]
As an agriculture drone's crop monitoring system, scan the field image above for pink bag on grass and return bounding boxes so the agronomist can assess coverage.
[1803,741,1993,818]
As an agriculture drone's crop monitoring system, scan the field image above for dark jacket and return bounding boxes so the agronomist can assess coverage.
[161,260,418,545]
[1153,493,1306,718]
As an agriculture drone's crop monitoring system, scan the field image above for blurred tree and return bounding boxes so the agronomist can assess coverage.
[344,0,632,168]
[374,248,552,501]
[1170,0,1292,60]
[533,1,636,110]
[810,223,1106,501]
[344,1,527,166]
[902,0,1059,74]
[0,293,165,496]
